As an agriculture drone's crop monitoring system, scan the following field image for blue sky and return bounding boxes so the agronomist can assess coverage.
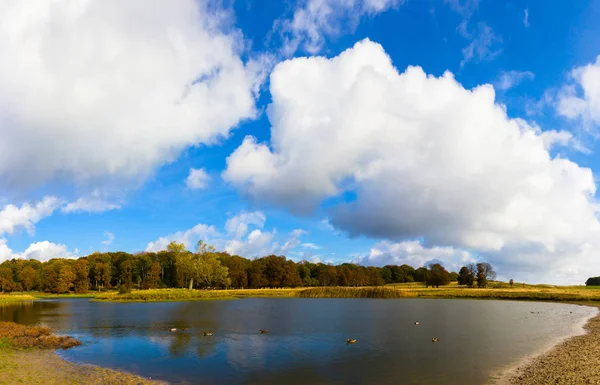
[1,0,600,284]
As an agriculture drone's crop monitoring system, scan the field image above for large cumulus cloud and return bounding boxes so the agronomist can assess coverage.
[224,39,600,283]
[0,0,259,193]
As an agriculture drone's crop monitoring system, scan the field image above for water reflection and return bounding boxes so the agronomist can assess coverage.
[0,298,596,385]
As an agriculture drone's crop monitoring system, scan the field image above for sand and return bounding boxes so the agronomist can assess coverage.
[0,348,166,385]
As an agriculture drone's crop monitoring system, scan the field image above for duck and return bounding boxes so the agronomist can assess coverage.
[169,328,177,332]
[414,321,420,325]
[346,338,357,344]
[260,329,269,334]
[431,338,438,342]
[203,332,213,336]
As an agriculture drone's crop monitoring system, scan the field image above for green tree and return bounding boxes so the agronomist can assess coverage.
[73,259,89,293]
[458,266,475,287]
[426,263,451,288]
[476,262,496,288]
[146,261,162,288]
[192,252,229,288]
[120,259,133,291]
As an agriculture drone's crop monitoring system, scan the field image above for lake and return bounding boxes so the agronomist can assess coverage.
[0,298,596,384]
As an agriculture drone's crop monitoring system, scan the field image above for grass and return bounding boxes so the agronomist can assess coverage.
[94,288,301,302]
[0,322,81,350]
[6,283,600,304]
[300,284,600,302]
[0,294,35,303]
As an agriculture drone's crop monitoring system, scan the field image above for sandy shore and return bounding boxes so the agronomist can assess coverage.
[0,348,166,385]
[495,306,600,384]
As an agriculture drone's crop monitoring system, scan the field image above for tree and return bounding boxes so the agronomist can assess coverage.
[509,279,514,288]
[476,262,496,288]
[146,261,162,289]
[458,266,475,287]
[120,260,133,291]
[196,240,216,254]
[0,267,15,293]
[56,264,76,293]
[73,259,89,293]
[586,277,600,286]
[19,266,38,291]
[426,263,451,288]
[192,252,229,288]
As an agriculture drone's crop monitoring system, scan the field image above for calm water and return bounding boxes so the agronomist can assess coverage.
[0,298,596,385]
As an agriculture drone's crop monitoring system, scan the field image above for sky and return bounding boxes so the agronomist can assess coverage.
[1,0,600,284]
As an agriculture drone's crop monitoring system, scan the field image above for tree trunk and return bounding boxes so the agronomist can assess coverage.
[188,278,194,290]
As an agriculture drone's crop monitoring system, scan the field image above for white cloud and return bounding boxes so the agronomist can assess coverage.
[62,190,121,213]
[460,22,502,67]
[0,238,77,263]
[275,0,402,55]
[0,1,259,194]
[185,168,211,190]
[102,231,115,246]
[557,55,600,127]
[524,8,529,28]
[495,70,534,91]
[225,211,266,239]
[144,224,219,252]
[354,240,475,272]
[224,39,600,284]
[224,229,277,257]
[0,196,61,236]
[145,212,306,259]
[302,242,321,249]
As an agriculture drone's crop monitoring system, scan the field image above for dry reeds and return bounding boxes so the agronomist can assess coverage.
[0,321,81,349]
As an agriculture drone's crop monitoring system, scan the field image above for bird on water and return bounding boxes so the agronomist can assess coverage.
[260,329,269,334]
[432,338,438,342]
[346,338,357,344]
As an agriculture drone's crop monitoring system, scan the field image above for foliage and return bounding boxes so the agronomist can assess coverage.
[0,241,474,295]
[586,277,600,286]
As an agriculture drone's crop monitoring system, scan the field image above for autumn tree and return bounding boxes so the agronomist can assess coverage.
[73,259,89,293]
[56,264,76,293]
[0,267,15,293]
[18,266,38,291]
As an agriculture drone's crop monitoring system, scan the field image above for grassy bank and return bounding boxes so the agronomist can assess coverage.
[0,294,35,303]
[300,285,600,302]
[94,288,300,302]
[5,283,600,303]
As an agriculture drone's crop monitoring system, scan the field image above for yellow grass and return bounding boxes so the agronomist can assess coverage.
[0,294,35,303]
[54,283,600,303]
[94,288,300,302]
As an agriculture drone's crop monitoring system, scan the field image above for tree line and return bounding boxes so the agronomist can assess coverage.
[0,241,496,294]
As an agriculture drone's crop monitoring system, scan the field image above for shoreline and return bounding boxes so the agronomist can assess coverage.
[493,304,600,384]
[0,348,166,385]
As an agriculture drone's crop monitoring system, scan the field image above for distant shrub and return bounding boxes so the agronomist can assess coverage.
[118,284,131,295]
[586,277,600,286]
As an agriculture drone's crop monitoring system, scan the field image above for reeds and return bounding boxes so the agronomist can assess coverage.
[0,322,81,349]
[298,287,411,299]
